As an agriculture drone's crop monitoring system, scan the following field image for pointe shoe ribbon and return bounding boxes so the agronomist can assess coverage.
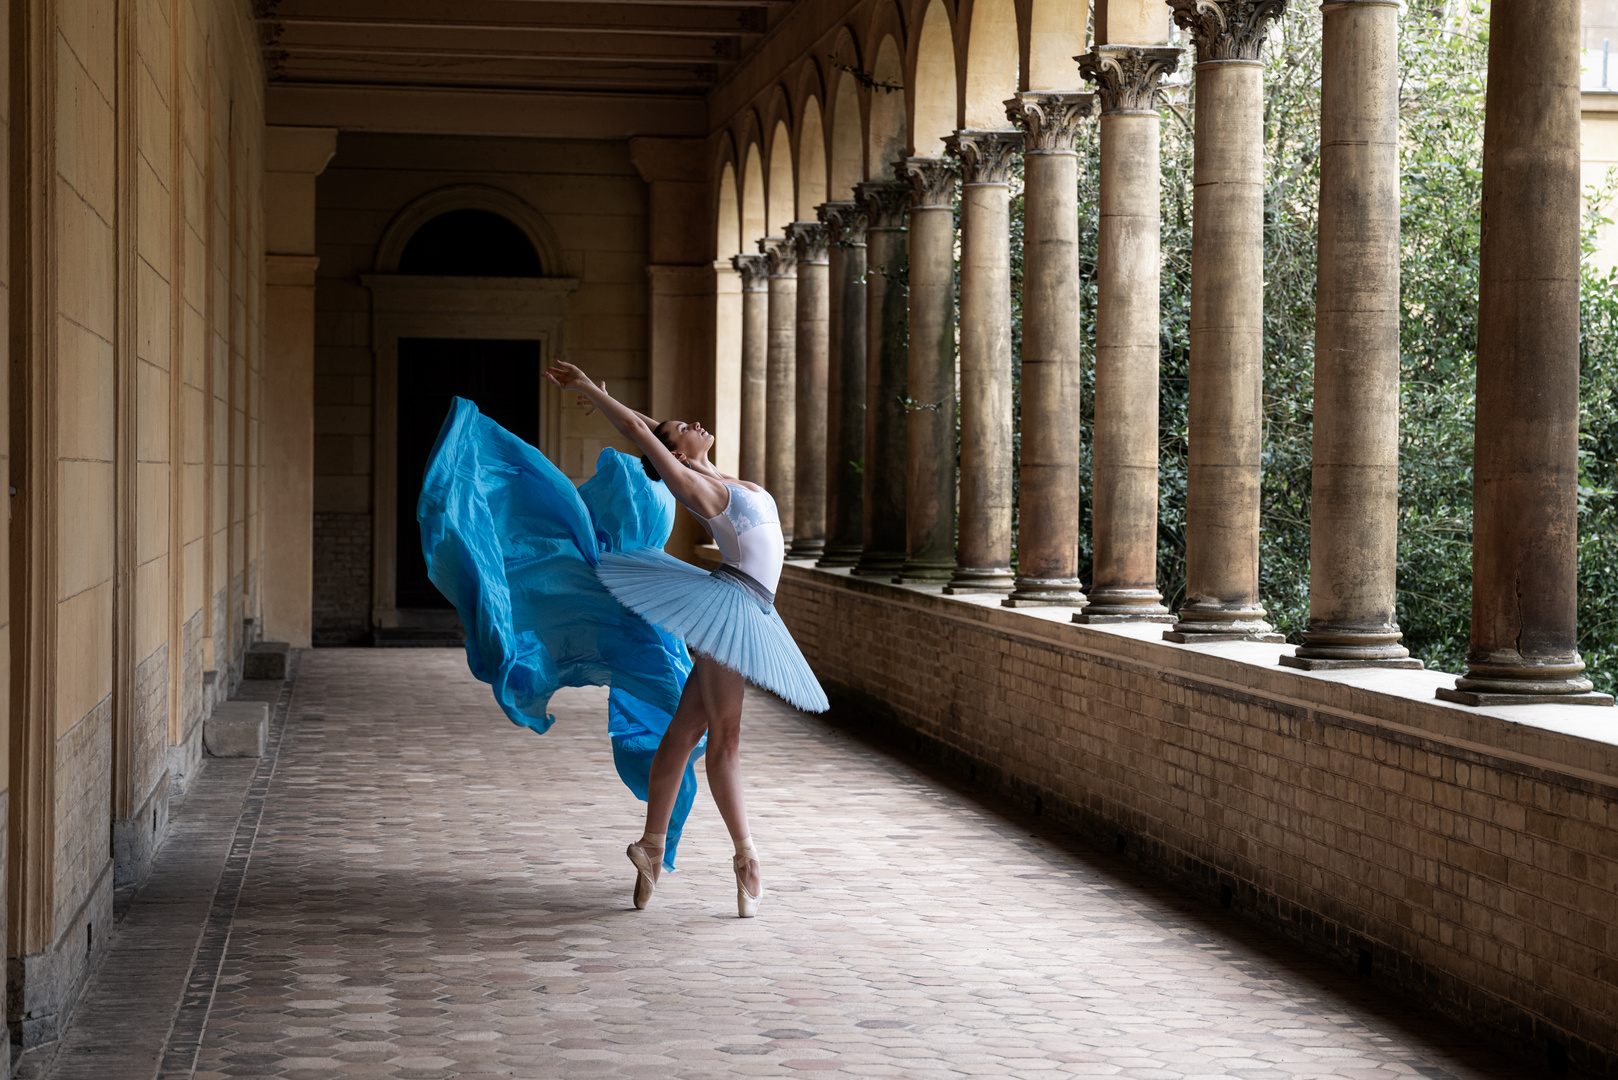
[733,854,762,918]
[627,842,660,910]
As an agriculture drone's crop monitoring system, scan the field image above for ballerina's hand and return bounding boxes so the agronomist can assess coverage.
[545,362,593,392]
[574,379,607,416]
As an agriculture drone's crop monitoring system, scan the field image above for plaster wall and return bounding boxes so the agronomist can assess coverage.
[777,564,1618,1077]
[312,133,652,643]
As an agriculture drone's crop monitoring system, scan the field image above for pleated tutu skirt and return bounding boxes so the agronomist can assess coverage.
[596,548,830,713]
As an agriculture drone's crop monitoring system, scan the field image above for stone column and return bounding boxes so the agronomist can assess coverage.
[263,125,337,649]
[817,201,868,567]
[1438,0,1613,706]
[1003,93,1095,606]
[732,252,769,484]
[943,131,1020,593]
[1164,0,1286,643]
[1074,48,1179,624]
[852,178,911,577]
[761,238,798,540]
[1283,1,1417,668]
[787,220,830,558]
[895,157,960,584]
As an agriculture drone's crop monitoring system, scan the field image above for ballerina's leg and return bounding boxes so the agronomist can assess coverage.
[638,672,709,876]
[694,657,760,899]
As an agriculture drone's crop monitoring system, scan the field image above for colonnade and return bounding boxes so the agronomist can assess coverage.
[727,0,1610,706]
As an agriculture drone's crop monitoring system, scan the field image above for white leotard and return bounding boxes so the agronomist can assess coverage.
[688,483,784,595]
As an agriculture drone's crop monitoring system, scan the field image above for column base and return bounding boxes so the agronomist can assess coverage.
[1002,578,1087,608]
[1164,630,1287,644]
[942,567,1015,594]
[1078,589,1172,623]
[787,538,826,560]
[1076,612,1176,625]
[894,561,954,585]
[1166,604,1283,644]
[851,550,905,577]
[1437,687,1614,707]
[1281,655,1425,671]
[815,544,862,568]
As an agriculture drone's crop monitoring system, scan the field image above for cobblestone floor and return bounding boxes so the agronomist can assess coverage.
[66,649,1528,1079]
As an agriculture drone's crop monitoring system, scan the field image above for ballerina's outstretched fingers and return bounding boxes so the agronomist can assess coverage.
[546,361,828,917]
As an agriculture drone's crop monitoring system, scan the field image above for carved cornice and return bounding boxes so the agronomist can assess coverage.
[786,220,830,264]
[817,200,868,246]
[944,130,1022,186]
[1005,92,1098,153]
[896,156,958,209]
[855,179,910,230]
[1077,45,1184,114]
[731,252,769,291]
[759,236,797,276]
[1168,0,1288,63]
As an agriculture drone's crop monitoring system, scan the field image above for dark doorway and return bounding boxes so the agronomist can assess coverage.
[396,337,541,609]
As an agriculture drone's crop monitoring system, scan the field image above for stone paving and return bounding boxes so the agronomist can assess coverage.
[53,648,1529,1079]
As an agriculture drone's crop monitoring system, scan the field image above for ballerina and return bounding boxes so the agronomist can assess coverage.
[545,361,829,918]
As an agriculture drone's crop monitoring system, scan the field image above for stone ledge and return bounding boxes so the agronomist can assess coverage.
[204,703,268,758]
[243,641,291,681]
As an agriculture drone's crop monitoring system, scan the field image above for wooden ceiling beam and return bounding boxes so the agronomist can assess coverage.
[270,26,741,62]
[272,57,723,90]
[261,1,769,36]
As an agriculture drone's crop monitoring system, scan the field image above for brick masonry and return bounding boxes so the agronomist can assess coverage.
[312,511,372,645]
[114,646,172,888]
[775,563,1618,1078]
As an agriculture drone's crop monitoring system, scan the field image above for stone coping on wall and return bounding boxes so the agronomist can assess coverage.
[775,557,1618,790]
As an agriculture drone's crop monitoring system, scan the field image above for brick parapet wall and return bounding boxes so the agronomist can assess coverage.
[775,562,1618,1076]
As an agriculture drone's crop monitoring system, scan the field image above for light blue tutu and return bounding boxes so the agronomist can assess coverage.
[596,548,831,713]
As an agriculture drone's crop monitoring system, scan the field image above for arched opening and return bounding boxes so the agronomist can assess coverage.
[829,70,864,199]
[742,141,767,248]
[715,161,744,474]
[397,209,544,277]
[1028,0,1086,90]
[964,0,1020,128]
[798,96,829,219]
[911,0,960,155]
[868,36,908,177]
[767,119,796,238]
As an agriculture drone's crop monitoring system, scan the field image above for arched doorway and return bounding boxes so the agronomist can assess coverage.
[364,187,578,641]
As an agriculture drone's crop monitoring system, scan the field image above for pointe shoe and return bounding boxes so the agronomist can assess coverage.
[733,855,762,918]
[627,843,661,910]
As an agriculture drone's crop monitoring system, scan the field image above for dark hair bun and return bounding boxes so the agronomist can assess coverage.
[641,455,664,482]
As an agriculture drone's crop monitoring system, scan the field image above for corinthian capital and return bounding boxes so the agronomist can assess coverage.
[855,179,910,230]
[896,156,958,209]
[759,236,797,276]
[1005,92,1097,153]
[1169,0,1288,63]
[1077,45,1184,114]
[944,130,1022,185]
[817,200,868,246]
[786,220,830,264]
[731,252,768,291]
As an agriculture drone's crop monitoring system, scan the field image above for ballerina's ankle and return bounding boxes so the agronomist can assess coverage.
[734,836,758,862]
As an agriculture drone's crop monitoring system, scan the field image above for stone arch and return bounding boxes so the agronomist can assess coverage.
[828,67,865,200]
[374,185,564,275]
[742,140,767,248]
[908,0,960,155]
[798,95,829,218]
[867,35,908,178]
[717,159,742,259]
[1026,0,1085,90]
[962,0,1020,128]
[767,118,796,237]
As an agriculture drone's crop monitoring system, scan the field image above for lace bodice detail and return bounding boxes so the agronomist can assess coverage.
[688,483,785,594]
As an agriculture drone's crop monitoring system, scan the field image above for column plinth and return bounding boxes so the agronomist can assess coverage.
[786,221,830,559]
[1076,46,1181,625]
[895,157,960,584]
[1164,0,1286,643]
[1282,0,1419,669]
[943,131,1019,594]
[732,253,769,484]
[1437,0,1613,706]
[761,237,798,543]
[852,179,911,578]
[817,201,868,568]
[1003,92,1095,607]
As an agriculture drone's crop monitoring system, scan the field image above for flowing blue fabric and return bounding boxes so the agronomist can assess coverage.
[417,397,702,868]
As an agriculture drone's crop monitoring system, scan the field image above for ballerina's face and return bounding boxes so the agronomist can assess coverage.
[659,419,715,462]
